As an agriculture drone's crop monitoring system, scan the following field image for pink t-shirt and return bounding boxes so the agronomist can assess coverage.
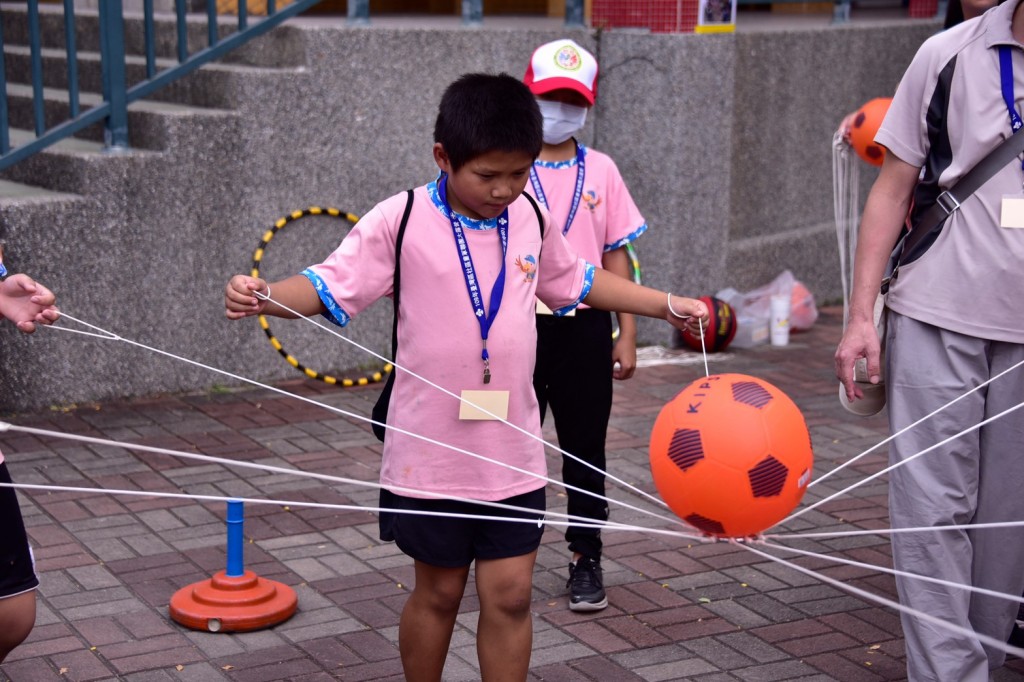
[305,180,594,501]
[526,145,646,309]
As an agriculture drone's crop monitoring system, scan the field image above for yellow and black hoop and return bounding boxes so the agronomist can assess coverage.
[250,206,393,388]
[612,242,643,341]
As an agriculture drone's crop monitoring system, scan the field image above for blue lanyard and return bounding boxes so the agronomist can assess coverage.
[998,46,1024,171]
[438,173,508,385]
[529,140,586,235]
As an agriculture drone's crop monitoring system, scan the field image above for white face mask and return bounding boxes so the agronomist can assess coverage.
[536,99,588,145]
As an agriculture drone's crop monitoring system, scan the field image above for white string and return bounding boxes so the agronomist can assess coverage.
[778,396,1024,526]
[767,518,1024,541]
[809,356,1024,489]
[737,540,1024,660]
[43,312,686,530]
[0,421,655,534]
[0,482,710,542]
[833,129,859,329]
[251,291,671,511]
[760,538,1024,607]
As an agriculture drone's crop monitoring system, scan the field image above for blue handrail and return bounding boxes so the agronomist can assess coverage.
[0,0,328,172]
[1,0,590,173]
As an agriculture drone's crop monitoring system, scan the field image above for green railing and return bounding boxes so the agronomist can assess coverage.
[0,0,327,172]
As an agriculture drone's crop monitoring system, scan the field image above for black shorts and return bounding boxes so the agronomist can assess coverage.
[379,487,545,568]
[0,462,39,599]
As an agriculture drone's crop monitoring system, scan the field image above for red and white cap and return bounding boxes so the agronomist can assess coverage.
[523,39,598,105]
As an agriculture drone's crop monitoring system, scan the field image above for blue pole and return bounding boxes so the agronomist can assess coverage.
[462,0,482,26]
[226,500,244,577]
[63,0,80,118]
[565,0,584,28]
[347,0,369,25]
[99,0,129,150]
[28,0,45,136]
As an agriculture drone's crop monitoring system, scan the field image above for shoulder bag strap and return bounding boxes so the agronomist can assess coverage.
[903,127,1024,263]
[389,189,415,362]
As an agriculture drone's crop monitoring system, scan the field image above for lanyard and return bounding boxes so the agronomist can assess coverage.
[438,173,508,385]
[529,140,586,235]
[998,46,1024,171]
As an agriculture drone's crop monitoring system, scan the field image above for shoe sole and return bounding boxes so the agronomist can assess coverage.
[569,597,608,612]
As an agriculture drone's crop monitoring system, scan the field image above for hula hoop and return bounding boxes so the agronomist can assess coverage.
[250,206,393,388]
[612,242,643,341]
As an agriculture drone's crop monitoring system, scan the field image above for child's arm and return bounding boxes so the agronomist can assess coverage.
[602,247,637,380]
[224,274,325,320]
[584,269,708,334]
[0,274,60,333]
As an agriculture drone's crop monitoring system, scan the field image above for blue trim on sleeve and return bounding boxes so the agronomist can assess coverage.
[301,268,351,327]
[553,262,596,317]
[605,223,648,252]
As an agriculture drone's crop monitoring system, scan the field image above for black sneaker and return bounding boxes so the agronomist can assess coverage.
[567,557,608,612]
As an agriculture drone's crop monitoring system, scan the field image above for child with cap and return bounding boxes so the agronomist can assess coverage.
[225,72,707,680]
[523,38,648,612]
[0,244,60,661]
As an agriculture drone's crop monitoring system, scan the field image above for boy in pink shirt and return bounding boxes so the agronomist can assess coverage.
[0,248,60,662]
[225,73,707,681]
[523,38,647,612]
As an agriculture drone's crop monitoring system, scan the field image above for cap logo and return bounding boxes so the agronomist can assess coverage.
[553,45,582,72]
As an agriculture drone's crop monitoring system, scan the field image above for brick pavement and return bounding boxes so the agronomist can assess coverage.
[2,307,1024,681]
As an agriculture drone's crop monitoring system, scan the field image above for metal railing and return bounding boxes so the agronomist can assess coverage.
[0,0,327,172]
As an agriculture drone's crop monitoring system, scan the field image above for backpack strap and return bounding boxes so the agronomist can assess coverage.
[522,191,545,239]
[389,189,415,363]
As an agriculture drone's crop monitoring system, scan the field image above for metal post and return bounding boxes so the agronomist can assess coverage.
[225,500,244,577]
[62,0,80,118]
[0,10,8,154]
[565,0,585,28]
[462,0,482,26]
[28,0,45,136]
[831,0,851,24]
[99,0,129,150]
[347,0,369,25]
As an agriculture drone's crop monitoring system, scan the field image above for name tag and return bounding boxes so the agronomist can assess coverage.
[1000,195,1024,228]
[459,390,510,421]
[536,299,575,316]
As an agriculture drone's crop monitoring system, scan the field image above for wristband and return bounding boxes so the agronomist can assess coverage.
[667,292,689,320]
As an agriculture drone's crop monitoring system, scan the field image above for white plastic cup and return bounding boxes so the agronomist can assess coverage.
[770,293,790,346]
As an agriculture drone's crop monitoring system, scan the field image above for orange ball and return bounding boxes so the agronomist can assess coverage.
[649,373,813,538]
[848,97,892,167]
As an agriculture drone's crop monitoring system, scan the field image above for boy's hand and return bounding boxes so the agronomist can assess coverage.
[612,337,636,380]
[0,274,60,333]
[225,275,269,320]
[835,317,882,402]
[666,295,709,338]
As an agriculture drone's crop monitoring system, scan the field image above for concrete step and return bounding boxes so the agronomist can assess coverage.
[4,82,240,152]
[4,44,304,109]
[0,1,307,68]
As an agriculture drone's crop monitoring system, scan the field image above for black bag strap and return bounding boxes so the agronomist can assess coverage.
[389,190,543,362]
[388,189,415,364]
[523,191,545,239]
[902,127,1024,264]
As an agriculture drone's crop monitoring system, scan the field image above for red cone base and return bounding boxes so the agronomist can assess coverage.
[169,569,298,633]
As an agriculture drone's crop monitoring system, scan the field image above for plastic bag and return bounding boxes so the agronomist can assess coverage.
[716,270,819,332]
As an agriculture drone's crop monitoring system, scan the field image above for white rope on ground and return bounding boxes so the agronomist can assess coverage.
[760,539,1024,607]
[40,312,687,530]
[776,396,1024,527]
[737,540,1024,660]
[634,346,731,369]
[0,482,711,542]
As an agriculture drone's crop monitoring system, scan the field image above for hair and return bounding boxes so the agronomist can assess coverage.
[434,73,543,171]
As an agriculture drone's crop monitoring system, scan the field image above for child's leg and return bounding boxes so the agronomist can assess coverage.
[474,551,538,681]
[0,590,36,662]
[399,560,471,682]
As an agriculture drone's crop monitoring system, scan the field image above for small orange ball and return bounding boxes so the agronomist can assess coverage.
[848,97,892,167]
[649,373,813,538]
